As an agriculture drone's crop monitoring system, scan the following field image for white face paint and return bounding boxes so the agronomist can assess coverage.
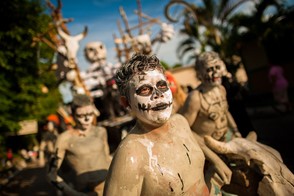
[47,121,55,132]
[201,59,224,86]
[128,70,173,127]
[74,105,95,131]
[84,41,107,63]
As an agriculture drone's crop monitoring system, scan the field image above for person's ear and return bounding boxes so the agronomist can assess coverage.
[120,96,130,108]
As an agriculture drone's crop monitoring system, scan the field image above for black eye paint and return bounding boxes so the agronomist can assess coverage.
[136,84,153,96]
[76,112,94,118]
[156,80,168,92]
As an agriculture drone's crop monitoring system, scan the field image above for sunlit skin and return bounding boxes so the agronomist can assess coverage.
[180,52,242,191]
[104,69,209,196]
[48,102,112,196]
[128,70,173,127]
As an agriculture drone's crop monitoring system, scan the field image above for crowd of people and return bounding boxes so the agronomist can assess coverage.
[31,52,294,196]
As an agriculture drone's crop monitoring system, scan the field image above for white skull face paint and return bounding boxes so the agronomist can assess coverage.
[201,59,224,86]
[128,70,173,126]
[84,41,107,63]
[74,105,95,131]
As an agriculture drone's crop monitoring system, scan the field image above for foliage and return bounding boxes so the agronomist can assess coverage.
[225,0,294,64]
[165,0,253,64]
[0,0,61,139]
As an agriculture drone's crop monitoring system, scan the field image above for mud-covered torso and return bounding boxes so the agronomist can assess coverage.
[123,114,208,196]
[62,126,110,175]
[191,86,229,140]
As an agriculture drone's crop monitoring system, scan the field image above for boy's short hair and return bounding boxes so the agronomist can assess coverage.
[115,53,165,98]
[71,94,92,113]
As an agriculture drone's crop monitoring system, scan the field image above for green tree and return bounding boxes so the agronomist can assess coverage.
[165,0,255,63]
[0,0,61,140]
[226,0,294,64]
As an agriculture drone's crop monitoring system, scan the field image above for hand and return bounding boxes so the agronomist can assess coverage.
[234,131,242,138]
[211,154,232,185]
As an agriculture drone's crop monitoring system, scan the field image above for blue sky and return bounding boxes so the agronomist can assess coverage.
[50,0,294,71]
[53,0,188,71]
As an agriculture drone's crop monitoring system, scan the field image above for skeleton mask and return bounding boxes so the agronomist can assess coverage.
[128,70,173,126]
[74,105,95,131]
[159,23,174,43]
[84,41,107,63]
[132,34,152,55]
[200,59,224,86]
[57,27,87,64]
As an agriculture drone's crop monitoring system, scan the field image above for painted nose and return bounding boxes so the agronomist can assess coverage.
[151,88,164,100]
[84,115,90,121]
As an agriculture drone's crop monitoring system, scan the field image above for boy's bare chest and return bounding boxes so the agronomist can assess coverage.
[67,134,103,156]
[137,136,204,194]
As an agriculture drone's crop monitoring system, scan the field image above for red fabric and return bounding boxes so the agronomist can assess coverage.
[165,71,177,94]
[47,114,60,126]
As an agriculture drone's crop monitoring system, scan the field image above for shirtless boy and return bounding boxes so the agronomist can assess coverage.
[103,54,209,196]
[180,51,241,141]
[48,94,112,196]
[179,51,242,192]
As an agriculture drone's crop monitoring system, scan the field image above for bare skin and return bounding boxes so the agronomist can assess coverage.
[48,102,112,196]
[104,56,209,196]
[182,85,239,141]
[179,52,242,188]
[104,114,209,196]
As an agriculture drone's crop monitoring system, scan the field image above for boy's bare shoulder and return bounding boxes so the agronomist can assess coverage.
[170,113,190,126]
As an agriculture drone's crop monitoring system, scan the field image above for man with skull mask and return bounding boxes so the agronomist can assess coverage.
[103,54,209,195]
[179,51,242,193]
[48,94,112,196]
[81,41,122,120]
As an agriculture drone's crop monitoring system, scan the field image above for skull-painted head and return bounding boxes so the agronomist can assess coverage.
[84,41,107,63]
[71,94,95,131]
[115,54,173,127]
[195,51,225,87]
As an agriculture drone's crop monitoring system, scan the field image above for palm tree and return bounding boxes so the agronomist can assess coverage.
[164,0,254,64]
[226,0,294,64]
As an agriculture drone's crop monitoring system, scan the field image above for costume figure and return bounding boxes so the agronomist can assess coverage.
[48,94,112,196]
[180,51,241,141]
[179,51,242,194]
[103,54,209,195]
[81,41,123,120]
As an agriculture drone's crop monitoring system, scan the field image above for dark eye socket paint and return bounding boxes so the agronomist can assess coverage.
[136,84,153,96]
[76,112,94,118]
[156,80,168,92]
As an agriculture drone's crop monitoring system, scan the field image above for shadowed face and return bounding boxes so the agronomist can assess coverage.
[74,105,95,131]
[128,70,173,127]
[200,59,224,86]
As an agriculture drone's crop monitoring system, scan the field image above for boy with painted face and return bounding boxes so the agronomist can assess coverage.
[48,94,112,196]
[103,54,209,196]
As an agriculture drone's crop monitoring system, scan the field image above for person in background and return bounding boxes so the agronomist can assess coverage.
[268,63,292,112]
[179,51,242,193]
[48,94,112,196]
